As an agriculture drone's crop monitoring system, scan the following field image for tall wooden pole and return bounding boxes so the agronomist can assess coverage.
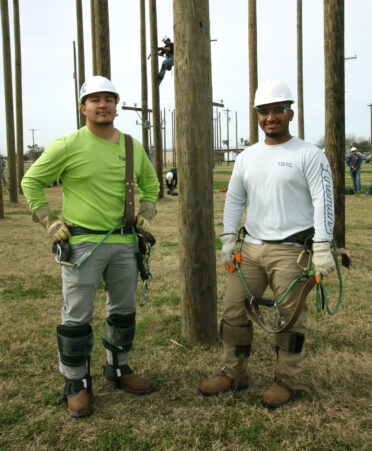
[248,0,258,145]
[149,0,163,198]
[1,0,18,203]
[73,41,80,129]
[163,108,167,167]
[297,0,304,139]
[90,0,97,74]
[13,0,23,194]
[140,0,149,154]
[324,0,345,247]
[76,0,86,126]
[173,0,217,344]
[92,0,110,78]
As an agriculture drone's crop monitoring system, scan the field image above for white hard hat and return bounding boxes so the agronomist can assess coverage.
[80,75,120,104]
[162,35,170,43]
[166,172,173,181]
[254,79,295,108]
[351,147,357,151]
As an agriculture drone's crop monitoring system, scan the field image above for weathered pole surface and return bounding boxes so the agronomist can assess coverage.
[93,0,110,78]
[13,0,24,194]
[73,41,80,129]
[248,0,258,145]
[172,110,176,166]
[76,0,86,126]
[149,0,163,198]
[0,175,4,218]
[173,0,217,344]
[324,0,345,248]
[297,0,304,139]
[1,0,18,203]
[90,0,97,74]
[140,0,149,154]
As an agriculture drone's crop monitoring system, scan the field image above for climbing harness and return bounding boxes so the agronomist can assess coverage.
[225,228,350,334]
[52,134,156,306]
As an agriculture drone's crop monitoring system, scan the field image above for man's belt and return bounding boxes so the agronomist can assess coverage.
[260,227,314,246]
[69,226,133,237]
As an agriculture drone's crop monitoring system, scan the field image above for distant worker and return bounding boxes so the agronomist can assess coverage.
[157,36,174,83]
[165,168,177,195]
[1,159,6,186]
[346,147,362,192]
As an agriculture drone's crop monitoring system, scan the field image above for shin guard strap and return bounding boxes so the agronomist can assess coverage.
[276,331,305,353]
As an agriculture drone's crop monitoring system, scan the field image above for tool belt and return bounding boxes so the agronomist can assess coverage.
[254,227,314,247]
[69,226,133,236]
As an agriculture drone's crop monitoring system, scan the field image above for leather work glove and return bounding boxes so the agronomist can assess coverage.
[220,234,237,266]
[32,204,72,241]
[312,242,335,277]
[135,200,157,236]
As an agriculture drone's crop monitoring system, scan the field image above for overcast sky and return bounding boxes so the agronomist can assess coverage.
[1,0,371,155]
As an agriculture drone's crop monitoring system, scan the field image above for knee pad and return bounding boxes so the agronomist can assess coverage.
[102,313,136,354]
[57,324,94,367]
[220,319,253,358]
[276,331,305,354]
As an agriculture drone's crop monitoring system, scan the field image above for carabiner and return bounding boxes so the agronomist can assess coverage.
[139,280,149,306]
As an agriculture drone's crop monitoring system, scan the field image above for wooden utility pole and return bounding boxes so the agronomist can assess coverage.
[324,0,345,247]
[149,0,163,197]
[172,109,176,166]
[92,0,110,78]
[368,104,372,159]
[73,41,80,129]
[90,0,97,74]
[297,0,304,139]
[162,108,167,167]
[140,0,149,154]
[173,0,217,344]
[248,0,258,145]
[13,0,24,194]
[1,0,18,203]
[224,108,230,164]
[76,0,86,126]
[235,111,238,154]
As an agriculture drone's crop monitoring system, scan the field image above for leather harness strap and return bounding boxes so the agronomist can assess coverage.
[123,134,135,227]
[244,277,317,334]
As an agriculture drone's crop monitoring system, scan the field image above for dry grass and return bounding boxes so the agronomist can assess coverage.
[0,169,371,450]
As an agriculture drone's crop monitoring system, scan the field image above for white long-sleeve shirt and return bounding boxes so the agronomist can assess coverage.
[223,137,334,243]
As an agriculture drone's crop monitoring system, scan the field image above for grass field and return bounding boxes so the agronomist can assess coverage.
[0,169,371,450]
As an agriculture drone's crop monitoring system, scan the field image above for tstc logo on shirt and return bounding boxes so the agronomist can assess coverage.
[118,155,126,162]
[277,161,293,168]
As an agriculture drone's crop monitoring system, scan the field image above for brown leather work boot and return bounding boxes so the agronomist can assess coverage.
[63,377,92,418]
[261,379,293,409]
[199,368,249,396]
[102,364,154,395]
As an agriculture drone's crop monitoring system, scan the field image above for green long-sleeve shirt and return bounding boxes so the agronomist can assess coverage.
[22,126,159,244]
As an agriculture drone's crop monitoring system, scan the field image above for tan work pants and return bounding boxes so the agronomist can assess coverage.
[222,242,308,386]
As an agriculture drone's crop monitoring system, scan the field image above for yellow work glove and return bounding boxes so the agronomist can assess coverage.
[135,201,157,236]
[32,204,72,241]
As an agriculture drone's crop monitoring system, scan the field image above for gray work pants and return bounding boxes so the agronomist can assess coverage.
[59,241,138,379]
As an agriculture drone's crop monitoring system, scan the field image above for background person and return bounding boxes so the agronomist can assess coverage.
[22,76,160,418]
[165,167,177,195]
[346,147,362,192]
[199,79,335,409]
[157,35,174,83]
[1,158,6,186]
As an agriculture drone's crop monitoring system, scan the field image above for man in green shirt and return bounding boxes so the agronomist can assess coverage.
[22,76,160,418]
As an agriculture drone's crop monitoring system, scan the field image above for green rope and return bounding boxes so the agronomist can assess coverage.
[315,239,343,315]
[73,218,125,269]
[234,237,343,315]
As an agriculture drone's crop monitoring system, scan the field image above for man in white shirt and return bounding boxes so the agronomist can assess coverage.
[199,79,335,408]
